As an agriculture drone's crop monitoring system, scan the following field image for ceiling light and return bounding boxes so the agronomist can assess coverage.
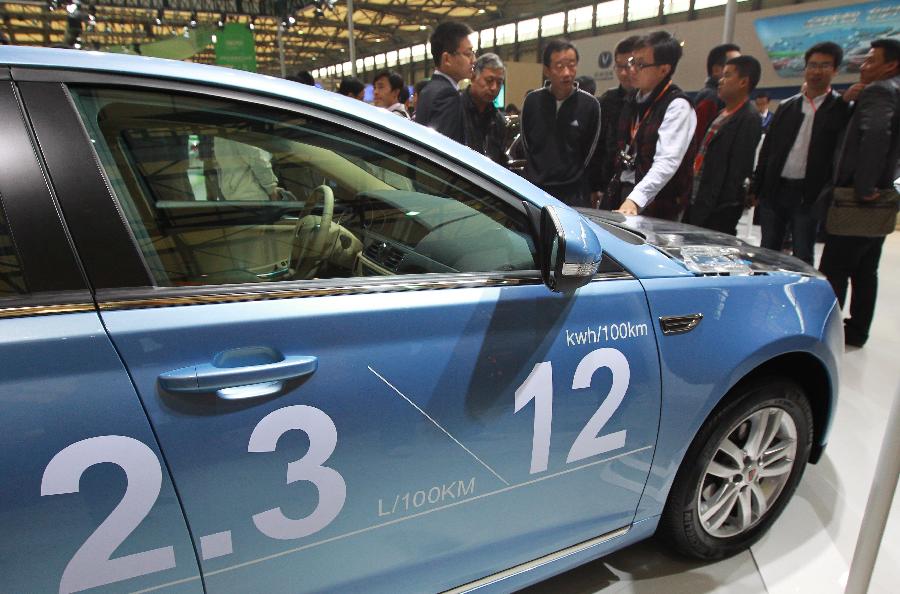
[418,25,426,30]
[477,8,485,14]
[288,16,296,25]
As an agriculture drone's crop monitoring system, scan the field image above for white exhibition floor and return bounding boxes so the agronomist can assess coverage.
[524,217,900,594]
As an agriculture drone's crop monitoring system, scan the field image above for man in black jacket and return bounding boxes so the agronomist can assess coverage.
[597,36,638,207]
[414,21,475,143]
[820,39,900,347]
[686,56,762,234]
[521,39,602,207]
[751,41,850,265]
[693,43,741,148]
[461,53,508,165]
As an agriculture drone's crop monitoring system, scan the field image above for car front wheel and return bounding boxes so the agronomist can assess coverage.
[659,377,814,560]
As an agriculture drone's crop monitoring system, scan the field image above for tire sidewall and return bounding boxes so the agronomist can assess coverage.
[662,377,814,560]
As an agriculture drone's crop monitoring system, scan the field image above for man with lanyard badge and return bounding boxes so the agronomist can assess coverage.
[609,31,697,220]
[686,56,763,234]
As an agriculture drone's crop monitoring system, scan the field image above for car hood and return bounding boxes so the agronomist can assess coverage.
[578,209,822,277]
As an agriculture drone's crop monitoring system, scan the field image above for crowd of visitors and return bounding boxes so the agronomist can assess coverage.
[290,22,898,348]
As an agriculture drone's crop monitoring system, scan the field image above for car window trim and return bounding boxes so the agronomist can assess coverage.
[13,68,631,304]
[93,270,634,311]
[0,290,96,319]
[12,66,531,216]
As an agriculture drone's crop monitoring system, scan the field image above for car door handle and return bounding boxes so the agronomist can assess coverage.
[159,355,317,400]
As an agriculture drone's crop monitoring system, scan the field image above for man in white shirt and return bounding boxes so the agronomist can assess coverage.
[610,31,697,220]
[751,42,850,264]
[214,136,279,201]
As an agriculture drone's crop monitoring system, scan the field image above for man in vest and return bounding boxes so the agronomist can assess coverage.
[610,31,697,219]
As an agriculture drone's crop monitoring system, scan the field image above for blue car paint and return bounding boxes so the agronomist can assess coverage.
[99,279,662,592]
[633,273,842,520]
[0,46,843,592]
[0,313,202,593]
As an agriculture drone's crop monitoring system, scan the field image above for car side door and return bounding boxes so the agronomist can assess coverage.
[0,76,202,594]
[22,73,662,593]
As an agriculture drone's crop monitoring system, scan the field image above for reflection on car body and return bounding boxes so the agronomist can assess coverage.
[0,46,841,594]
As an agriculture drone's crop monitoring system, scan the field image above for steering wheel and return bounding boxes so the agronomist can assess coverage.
[291,184,335,279]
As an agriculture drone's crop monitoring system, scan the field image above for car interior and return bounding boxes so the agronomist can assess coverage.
[70,87,538,287]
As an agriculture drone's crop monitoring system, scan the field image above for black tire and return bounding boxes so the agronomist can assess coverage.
[659,377,814,560]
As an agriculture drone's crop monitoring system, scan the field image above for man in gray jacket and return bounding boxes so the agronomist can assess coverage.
[819,39,900,347]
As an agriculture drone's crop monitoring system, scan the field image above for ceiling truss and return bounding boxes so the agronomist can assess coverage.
[1,0,588,74]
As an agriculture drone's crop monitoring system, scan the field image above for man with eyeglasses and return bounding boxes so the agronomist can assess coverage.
[751,41,850,265]
[608,31,696,220]
[597,35,639,208]
[521,38,603,207]
[414,21,475,143]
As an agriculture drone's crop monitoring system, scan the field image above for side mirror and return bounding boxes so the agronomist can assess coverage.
[540,205,603,293]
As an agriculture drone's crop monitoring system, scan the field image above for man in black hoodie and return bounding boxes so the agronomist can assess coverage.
[686,56,762,234]
[521,39,602,207]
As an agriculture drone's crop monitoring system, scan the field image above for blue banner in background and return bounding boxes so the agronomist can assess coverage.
[755,0,900,78]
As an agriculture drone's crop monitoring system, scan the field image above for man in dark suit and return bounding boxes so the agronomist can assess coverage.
[751,42,850,264]
[820,39,900,347]
[685,56,763,234]
[414,21,475,143]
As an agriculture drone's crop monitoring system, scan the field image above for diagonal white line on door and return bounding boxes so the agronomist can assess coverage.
[368,365,510,487]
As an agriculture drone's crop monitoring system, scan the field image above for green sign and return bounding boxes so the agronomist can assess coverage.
[104,26,214,61]
[215,23,257,72]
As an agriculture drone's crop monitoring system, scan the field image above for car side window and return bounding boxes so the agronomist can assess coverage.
[69,87,537,287]
[0,199,27,297]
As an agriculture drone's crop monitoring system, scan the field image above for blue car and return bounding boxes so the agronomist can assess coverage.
[0,47,841,594]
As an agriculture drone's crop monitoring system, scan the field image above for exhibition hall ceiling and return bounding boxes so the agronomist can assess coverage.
[0,0,590,73]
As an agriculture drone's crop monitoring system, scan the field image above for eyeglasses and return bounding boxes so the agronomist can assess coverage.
[805,61,835,71]
[627,57,662,71]
[613,63,631,72]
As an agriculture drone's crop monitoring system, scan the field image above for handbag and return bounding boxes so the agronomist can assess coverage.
[825,186,899,237]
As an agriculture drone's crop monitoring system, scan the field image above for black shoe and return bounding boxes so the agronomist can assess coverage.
[845,336,866,348]
[843,319,868,347]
